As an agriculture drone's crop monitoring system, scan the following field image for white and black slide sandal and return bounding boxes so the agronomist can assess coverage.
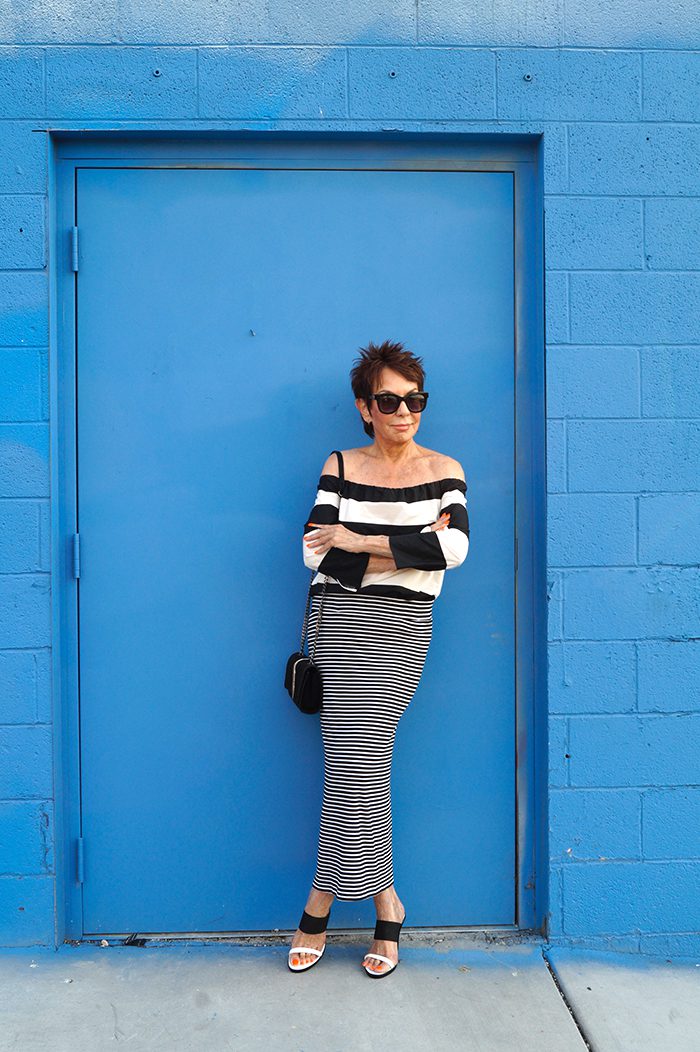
[362,913,406,978]
[288,908,331,972]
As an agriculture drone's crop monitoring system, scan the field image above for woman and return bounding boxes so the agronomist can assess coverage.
[289,339,470,978]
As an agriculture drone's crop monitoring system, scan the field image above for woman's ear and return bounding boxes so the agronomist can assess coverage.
[355,396,371,426]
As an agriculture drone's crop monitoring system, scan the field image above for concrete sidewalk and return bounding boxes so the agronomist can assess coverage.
[545,945,700,1052]
[1,934,698,1051]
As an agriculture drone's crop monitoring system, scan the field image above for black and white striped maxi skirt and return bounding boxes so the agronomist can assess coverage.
[306,590,434,900]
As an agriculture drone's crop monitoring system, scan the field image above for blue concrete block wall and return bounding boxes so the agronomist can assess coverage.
[0,4,698,953]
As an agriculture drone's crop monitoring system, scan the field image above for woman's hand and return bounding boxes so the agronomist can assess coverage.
[304,522,368,556]
[428,512,451,532]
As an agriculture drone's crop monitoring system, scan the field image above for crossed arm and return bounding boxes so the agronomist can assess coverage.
[302,458,469,591]
[304,516,452,568]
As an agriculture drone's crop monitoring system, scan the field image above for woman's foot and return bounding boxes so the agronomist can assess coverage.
[289,888,334,967]
[362,887,406,975]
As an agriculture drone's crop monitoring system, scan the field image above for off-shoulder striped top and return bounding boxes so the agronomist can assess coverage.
[302,460,470,601]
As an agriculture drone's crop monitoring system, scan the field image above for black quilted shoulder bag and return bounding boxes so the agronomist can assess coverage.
[283,449,344,714]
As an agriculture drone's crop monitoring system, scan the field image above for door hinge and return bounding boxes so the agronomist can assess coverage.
[71,226,79,272]
[76,837,84,884]
[72,532,81,579]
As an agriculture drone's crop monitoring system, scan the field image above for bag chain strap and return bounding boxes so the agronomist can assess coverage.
[299,448,344,660]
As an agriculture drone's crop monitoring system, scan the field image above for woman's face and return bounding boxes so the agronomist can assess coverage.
[357,367,422,445]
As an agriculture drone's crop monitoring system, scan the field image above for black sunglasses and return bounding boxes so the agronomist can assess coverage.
[367,391,430,414]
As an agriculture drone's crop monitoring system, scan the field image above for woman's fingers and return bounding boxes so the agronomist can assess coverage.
[305,524,329,551]
[430,512,451,531]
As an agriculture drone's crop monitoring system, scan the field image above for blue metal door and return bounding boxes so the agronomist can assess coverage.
[76,164,515,934]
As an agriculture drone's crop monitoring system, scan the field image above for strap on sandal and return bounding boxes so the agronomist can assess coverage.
[298,908,331,935]
[289,945,324,959]
[363,952,396,968]
[373,916,404,943]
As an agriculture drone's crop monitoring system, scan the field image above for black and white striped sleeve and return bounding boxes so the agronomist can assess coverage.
[388,482,470,571]
[302,473,371,591]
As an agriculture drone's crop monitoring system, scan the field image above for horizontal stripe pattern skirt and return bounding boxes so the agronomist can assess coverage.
[306,590,434,900]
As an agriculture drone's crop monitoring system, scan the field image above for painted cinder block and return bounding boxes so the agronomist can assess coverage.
[562,860,700,935]
[641,347,700,417]
[545,420,566,494]
[548,932,642,953]
[569,123,700,196]
[643,50,700,121]
[0,875,54,947]
[199,46,346,119]
[645,200,700,270]
[0,502,42,572]
[547,493,636,566]
[0,576,51,649]
[0,273,48,346]
[643,788,700,859]
[34,652,52,723]
[640,932,700,958]
[546,865,564,936]
[122,1,419,46]
[0,122,47,194]
[546,573,564,641]
[0,725,53,798]
[568,713,700,787]
[0,348,43,421]
[0,196,45,269]
[564,568,699,640]
[0,801,53,874]
[549,787,641,862]
[639,494,700,565]
[46,47,198,119]
[638,642,700,713]
[0,1,117,43]
[417,2,561,47]
[549,716,569,788]
[544,271,568,344]
[0,652,40,724]
[546,347,639,419]
[1,1,423,45]
[567,420,700,492]
[548,642,636,714]
[0,424,49,497]
[496,49,641,122]
[348,47,495,120]
[570,272,700,344]
[0,47,44,118]
[544,199,643,270]
[561,1,700,48]
[539,124,567,194]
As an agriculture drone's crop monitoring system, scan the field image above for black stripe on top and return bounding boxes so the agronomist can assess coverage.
[319,474,467,503]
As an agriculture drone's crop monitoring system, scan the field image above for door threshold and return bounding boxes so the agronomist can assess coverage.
[76,925,543,948]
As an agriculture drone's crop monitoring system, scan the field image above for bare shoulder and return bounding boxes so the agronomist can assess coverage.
[426,449,465,481]
[324,447,367,477]
[320,450,343,477]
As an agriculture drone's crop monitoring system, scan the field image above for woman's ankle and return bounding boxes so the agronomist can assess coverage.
[305,887,334,914]
[373,886,403,917]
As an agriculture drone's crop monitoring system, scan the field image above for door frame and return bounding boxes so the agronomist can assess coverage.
[48,131,547,945]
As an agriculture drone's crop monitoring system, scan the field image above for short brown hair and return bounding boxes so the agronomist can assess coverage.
[350,339,426,438]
